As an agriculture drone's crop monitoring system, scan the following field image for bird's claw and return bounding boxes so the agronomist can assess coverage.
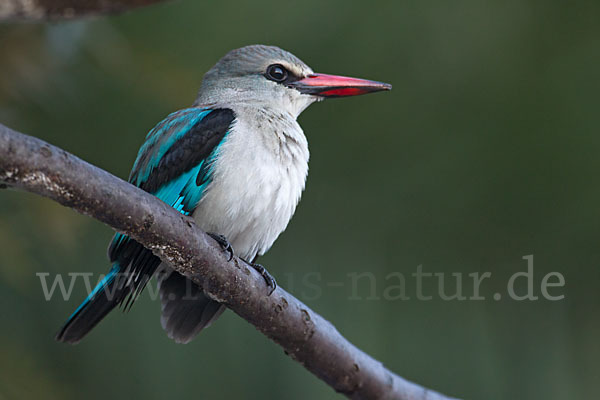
[207,233,234,261]
[248,262,277,295]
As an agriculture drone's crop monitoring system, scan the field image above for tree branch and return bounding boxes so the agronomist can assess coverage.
[0,0,169,21]
[0,123,459,400]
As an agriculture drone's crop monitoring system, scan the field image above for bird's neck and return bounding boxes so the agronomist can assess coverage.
[232,104,310,164]
[193,103,310,260]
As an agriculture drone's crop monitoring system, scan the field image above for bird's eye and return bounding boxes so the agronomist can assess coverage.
[266,64,288,82]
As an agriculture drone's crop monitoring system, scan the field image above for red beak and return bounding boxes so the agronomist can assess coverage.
[289,73,392,98]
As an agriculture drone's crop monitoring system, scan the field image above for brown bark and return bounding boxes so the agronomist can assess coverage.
[0,123,460,400]
[0,0,169,21]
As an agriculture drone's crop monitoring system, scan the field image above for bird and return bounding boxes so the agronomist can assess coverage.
[56,44,391,344]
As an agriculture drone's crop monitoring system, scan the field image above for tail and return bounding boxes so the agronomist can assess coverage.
[158,270,226,344]
[56,264,124,344]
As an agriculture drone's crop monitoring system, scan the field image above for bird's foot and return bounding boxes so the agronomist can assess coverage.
[207,233,234,261]
[244,260,277,295]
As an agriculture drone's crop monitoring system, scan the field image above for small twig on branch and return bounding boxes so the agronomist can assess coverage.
[0,123,460,400]
[0,0,169,21]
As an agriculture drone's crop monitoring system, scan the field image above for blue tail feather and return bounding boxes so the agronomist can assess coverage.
[66,264,119,322]
[56,263,122,344]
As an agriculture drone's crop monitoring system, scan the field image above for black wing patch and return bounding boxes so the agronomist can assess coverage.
[137,109,234,193]
[109,107,235,309]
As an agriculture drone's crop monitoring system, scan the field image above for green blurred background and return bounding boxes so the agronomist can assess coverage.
[1,1,599,399]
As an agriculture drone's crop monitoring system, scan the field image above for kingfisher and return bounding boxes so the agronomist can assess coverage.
[56,45,391,344]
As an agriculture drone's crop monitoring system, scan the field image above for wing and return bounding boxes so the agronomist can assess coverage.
[56,107,235,343]
[109,107,235,307]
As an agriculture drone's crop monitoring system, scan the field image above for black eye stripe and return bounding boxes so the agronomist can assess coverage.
[266,64,287,81]
[264,64,301,86]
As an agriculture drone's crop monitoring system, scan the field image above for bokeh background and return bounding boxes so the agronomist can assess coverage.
[1,1,599,399]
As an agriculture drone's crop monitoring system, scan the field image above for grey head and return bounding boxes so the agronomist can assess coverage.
[195,44,392,118]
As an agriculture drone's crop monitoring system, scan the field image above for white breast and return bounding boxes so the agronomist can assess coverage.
[191,106,309,260]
